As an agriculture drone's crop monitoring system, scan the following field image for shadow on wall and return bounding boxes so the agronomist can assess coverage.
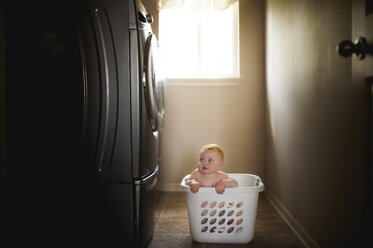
[265,0,367,247]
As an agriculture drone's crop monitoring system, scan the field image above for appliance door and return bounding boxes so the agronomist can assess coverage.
[135,165,159,248]
[79,0,133,183]
[143,33,165,133]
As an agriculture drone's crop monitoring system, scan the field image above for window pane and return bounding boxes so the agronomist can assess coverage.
[159,1,239,79]
[200,6,235,77]
[159,9,199,78]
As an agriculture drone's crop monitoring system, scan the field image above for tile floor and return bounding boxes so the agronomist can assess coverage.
[148,191,304,248]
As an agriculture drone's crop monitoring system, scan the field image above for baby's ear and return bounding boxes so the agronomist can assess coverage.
[219,161,224,169]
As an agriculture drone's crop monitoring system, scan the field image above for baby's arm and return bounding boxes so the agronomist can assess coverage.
[185,170,201,193]
[213,173,238,194]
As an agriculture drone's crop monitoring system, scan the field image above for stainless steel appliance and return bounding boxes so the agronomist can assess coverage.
[0,0,164,247]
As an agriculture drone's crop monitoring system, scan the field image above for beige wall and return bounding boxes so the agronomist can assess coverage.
[142,0,266,190]
[143,0,368,246]
[265,0,367,247]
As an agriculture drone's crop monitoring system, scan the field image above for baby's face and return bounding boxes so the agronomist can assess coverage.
[197,150,223,175]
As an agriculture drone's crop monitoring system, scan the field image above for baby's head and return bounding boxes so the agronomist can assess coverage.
[200,144,224,161]
[197,144,224,175]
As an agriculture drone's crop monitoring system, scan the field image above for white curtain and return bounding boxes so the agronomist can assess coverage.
[157,0,238,12]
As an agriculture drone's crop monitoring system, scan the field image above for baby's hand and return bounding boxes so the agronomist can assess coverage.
[214,181,226,194]
[190,182,200,193]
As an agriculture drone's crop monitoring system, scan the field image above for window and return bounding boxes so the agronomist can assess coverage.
[159,0,239,85]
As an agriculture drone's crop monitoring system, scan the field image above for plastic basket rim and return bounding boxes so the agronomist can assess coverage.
[180,173,265,193]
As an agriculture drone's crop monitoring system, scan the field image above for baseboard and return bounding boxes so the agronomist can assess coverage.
[264,191,320,248]
[157,183,181,192]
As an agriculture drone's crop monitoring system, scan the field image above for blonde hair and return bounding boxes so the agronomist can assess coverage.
[200,144,224,161]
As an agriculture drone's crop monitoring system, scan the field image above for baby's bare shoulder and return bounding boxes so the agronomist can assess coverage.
[189,169,200,177]
[216,171,230,179]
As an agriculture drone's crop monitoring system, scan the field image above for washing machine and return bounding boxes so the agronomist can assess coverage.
[0,0,164,247]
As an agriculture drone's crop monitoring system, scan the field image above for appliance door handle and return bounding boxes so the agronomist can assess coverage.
[135,165,159,185]
[92,8,118,173]
[76,30,88,149]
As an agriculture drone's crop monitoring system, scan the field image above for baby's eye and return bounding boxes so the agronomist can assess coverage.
[208,159,213,163]
[199,158,205,163]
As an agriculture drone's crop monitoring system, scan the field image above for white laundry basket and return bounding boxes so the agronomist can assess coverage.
[180,174,265,244]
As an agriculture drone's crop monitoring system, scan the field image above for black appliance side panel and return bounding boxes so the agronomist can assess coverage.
[130,28,140,178]
[134,5,159,179]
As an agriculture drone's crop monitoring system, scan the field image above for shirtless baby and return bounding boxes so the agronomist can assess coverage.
[185,144,238,194]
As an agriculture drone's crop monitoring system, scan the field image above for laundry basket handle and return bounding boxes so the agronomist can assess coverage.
[256,177,263,186]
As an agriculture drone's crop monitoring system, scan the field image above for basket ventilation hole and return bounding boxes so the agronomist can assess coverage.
[236,218,243,225]
[201,209,208,216]
[201,201,208,208]
[210,218,217,225]
[198,200,245,235]
[227,210,234,217]
[218,210,225,217]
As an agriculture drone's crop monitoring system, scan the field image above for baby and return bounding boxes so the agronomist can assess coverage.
[185,144,238,194]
